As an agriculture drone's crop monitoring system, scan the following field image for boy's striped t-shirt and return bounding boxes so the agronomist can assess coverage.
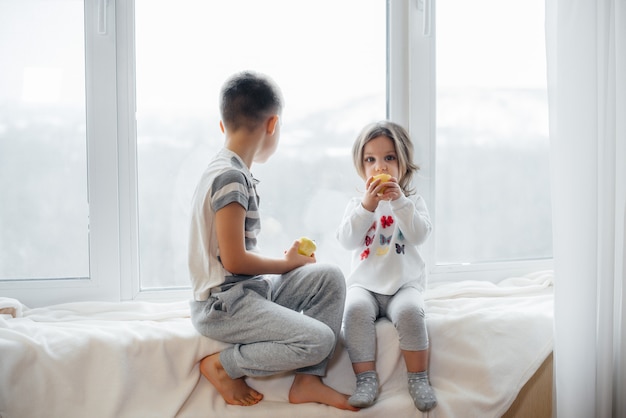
[188,148,261,301]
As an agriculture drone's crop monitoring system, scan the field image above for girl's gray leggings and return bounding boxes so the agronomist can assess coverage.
[343,285,428,364]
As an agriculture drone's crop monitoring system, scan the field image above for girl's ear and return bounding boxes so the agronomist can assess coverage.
[219,120,225,133]
[266,115,279,135]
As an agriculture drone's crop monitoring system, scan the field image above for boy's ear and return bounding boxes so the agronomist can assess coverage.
[219,120,225,133]
[266,115,279,135]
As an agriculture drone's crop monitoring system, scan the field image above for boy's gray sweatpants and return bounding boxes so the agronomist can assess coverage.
[190,262,346,379]
[343,285,429,364]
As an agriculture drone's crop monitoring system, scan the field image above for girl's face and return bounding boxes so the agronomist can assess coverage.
[362,135,400,181]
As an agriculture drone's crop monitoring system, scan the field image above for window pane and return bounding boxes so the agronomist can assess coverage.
[435,0,552,265]
[0,0,88,280]
[135,0,386,289]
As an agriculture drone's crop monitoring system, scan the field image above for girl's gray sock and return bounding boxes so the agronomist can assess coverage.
[349,370,379,408]
[408,371,437,411]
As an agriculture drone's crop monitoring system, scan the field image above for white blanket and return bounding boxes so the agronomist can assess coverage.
[0,271,553,418]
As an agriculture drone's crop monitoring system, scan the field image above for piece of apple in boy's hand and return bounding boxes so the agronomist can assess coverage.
[297,237,317,257]
[372,173,392,194]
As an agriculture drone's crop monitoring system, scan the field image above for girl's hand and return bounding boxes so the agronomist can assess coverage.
[283,240,316,269]
[361,175,401,211]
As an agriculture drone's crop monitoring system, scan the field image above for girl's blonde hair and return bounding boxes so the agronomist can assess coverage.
[352,120,419,196]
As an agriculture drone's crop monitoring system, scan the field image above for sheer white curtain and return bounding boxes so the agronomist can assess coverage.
[546,1,626,417]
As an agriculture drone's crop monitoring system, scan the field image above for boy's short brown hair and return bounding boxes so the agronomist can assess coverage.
[219,71,283,132]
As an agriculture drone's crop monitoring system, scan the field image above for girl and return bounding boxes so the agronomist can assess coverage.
[336,121,437,411]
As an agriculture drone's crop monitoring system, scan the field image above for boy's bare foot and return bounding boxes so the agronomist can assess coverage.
[288,374,360,411]
[199,353,263,406]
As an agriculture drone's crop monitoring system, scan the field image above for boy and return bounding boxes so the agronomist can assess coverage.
[188,71,356,411]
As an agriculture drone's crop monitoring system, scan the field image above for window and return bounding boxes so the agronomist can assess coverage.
[435,0,551,266]
[1,0,552,306]
[0,0,120,305]
[0,1,88,281]
[404,0,552,280]
[133,0,386,292]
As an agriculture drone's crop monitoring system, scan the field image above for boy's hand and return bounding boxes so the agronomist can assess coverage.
[284,240,316,268]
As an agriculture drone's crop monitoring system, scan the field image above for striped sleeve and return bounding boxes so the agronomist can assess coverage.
[211,170,249,211]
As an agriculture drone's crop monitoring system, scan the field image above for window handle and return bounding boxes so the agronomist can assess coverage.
[98,0,108,35]
[417,0,432,37]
